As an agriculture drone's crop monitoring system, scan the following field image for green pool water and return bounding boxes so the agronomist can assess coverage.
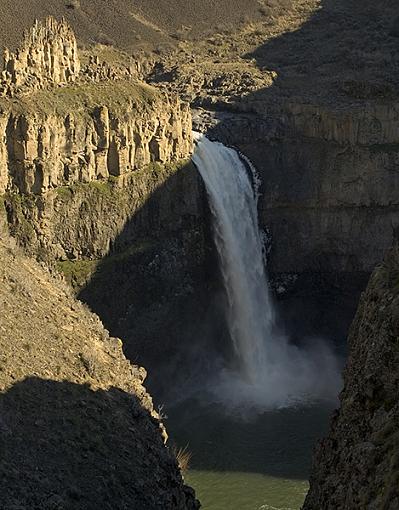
[167,398,334,510]
[186,470,308,510]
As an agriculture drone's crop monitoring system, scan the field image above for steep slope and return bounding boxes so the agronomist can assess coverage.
[0,226,199,509]
[303,246,399,509]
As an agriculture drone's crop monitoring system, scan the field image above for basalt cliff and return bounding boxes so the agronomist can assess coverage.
[0,17,199,510]
[0,22,214,426]
[148,0,399,290]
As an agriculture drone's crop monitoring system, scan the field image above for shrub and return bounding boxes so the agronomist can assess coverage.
[65,0,80,9]
[173,445,191,474]
[96,33,115,46]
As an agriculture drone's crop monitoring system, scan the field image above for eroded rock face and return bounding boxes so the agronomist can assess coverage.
[5,160,204,263]
[0,86,192,195]
[1,17,80,96]
[0,17,192,196]
[303,247,399,510]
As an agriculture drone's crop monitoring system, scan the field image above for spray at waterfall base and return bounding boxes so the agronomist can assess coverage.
[192,132,341,412]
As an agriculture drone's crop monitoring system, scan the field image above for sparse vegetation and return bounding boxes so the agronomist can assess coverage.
[55,186,74,199]
[56,259,99,289]
[0,80,159,118]
[173,444,192,474]
[88,180,113,196]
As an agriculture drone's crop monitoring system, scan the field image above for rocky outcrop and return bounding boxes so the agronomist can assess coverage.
[1,17,80,97]
[0,82,192,195]
[0,225,199,509]
[0,17,147,97]
[150,59,277,107]
[303,247,399,510]
[80,54,139,83]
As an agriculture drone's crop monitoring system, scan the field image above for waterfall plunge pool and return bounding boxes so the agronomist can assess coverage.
[167,396,334,510]
[155,135,356,509]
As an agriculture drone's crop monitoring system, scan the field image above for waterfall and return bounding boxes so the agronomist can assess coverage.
[193,133,341,410]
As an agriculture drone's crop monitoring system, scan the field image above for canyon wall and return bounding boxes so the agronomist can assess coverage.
[0,17,202,508]
[303,246,399,509]
[0,19,196,264]
[0,17,212,401]
[194,104,399,282]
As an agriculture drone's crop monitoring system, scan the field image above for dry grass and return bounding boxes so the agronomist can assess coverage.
[173,444,192,474]
[0,231,195,508]
[0,0,284,55]
[151,0,399,107]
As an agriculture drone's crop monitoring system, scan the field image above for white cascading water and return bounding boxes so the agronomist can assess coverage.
[192,132,341,410]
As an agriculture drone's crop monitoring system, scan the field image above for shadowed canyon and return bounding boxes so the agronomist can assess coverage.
[1,2,399,509]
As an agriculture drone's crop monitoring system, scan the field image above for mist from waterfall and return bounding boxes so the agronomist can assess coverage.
[192,132,341,411]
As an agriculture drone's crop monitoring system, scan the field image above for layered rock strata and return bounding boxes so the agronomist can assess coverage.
[0,17,192,197]
[0,82,192,196]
